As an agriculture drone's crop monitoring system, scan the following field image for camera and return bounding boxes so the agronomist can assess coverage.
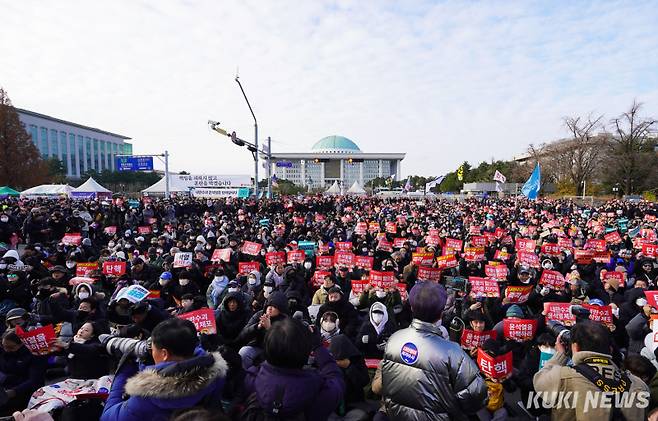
[546,305,591,352]
[99,334,152,361]
[445,276,467,293]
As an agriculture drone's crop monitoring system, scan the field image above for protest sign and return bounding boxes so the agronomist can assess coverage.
[412,252,435,266]
[104,226,117,235]
[643,243,658,258]
[417,266,442,282]
[544,302,576,326]
[541,244,561,256]
[62,233,82,246]
[396,283,408,301]
[539,270,566,289]
[287,250,305,264]
[102,261,126,276]
[645,291,658,309]
[445,238,463,253]
[503,319,538,342]
[493,250,510,261]
[517,251,540,268]
[574,249,594,264]
[385,222,397,234]
[238,261,260,274]
[354,222,367,235]
[469,277,500,298]
[335,242,353,251]
[137,226,151,235]
[584,239,606,252]
[241,241,262,256]
[471,236,487,248]
[76,262,98,277]
[377,238,393,252]
[173,252,193,268]
[582,304,614,327]
[593,251,611,264]
[505,285,533,304]
[393,238,407,248]
[369,222,380,232]
[461,329,497,348]
[178,309,217,334]
[602,270,626,288]
[265,251,286,266]
[115,285,150,303]
[316,255,334,270]
[485,264,507,280]
[477,349,513,380]
[604,231,622,245]
[370,271,395,289]
[354,255,374,270]
[211,248,232,263]
[16,325,55,355]
[334,251,355,267]
[464,247,485,262]
[350,279,369,295]
[469,225,481,235]
[436,254,458,269]
[515,238,536,253]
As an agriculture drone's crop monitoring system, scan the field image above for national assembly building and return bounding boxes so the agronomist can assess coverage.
[270,135,405,190]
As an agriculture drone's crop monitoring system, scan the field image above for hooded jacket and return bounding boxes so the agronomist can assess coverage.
[356,301,396,358]
[101,351,228,421]
[381,319,487,421]
[216,292,252,344]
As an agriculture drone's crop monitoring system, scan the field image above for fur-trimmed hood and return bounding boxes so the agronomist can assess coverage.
[124,352,228,400]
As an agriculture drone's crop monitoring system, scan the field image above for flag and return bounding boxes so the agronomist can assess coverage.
[403,176,412,192]
[521,163,541,200]
[493,170,506,184]
[425,175,445,193]
[271,174,278,187]
[457,165,464,181]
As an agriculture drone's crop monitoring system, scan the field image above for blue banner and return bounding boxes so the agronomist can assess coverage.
[521,163,541,200]
[116,156,154,172]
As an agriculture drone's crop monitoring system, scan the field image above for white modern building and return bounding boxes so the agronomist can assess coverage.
[270,135,405,189]
[17,108,132,179]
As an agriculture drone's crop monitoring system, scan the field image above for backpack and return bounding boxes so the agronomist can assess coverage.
[240,385,306,421]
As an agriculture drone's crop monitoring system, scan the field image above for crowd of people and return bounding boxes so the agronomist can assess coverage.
[0,194,657,420]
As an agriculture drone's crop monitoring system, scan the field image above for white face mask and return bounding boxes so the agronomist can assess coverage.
[264,286,273,294]
[66,261,76,269]
[78,292,90,300]
[304,262,312,270]
[0,216,8,223]
[539,346,555,355]
[179,279,190,286]
[372,313,384,324]
[375,291,387,299]
[248,278,257,285]
[322,321,336,332]
[228,287,239,293]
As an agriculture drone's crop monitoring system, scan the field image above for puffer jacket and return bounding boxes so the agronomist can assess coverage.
[381,319,487,420]
[101,351,227,421]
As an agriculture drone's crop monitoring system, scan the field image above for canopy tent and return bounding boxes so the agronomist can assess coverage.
[20,184,73,198]
[141,176,190,196]
[324,181,341,195]
[0,186,20,197]
[347,181,367,195]
[72,177,112,199]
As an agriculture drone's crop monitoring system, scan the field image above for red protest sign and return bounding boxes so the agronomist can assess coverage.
[574,249,594,264]
[464,247,485,262]
[494,228,507,239]
[393,238,407,248]
[541,244,561,256]
[15,325,56,355]
[104,226,117,235]
[370,271,395,289]
[354,222,367,235]
[412,252,435,266]
[584,239,606,252]
[493,250,510,261]
[293,216,304,225]
[369,222,380,232]
[544,302,576,326]
[582,304,614,327]
[428,228,439,237]
[515,238,536,253]
[211,248,232,263]
[396,283,408,301]
[241,241,262,256]
[471,236,487,248]
[604,231,622,245]
[517,251,540,268]
[287,250,305,264]
[477,349,513,380]
[334,251,355,267]
[238,261,260,274]
[539,270,566,289]
[417,266,442,282]
[602,270,626,288]
[445,238,463,253]
[503,319,538,342]
[469,225,481,235]
[485,264,507,280]
[75,262,99,277]
[137,226,152,235]
[505,285,533,304]
[314,214,326,222]
[350,279,369,295]
[178,309,217,334]
[385,222,397,234]
[558,237,573,250]
[335,242,353,252]
[460,329,497,348]
[354,255,374,270]
[377,238,393,252]
[642,243,658,258]
[645,291,658,309]
[310,270,329,287]
[436,254,458,269]
[469,277,500,298]
[592,251,611,264]
[102,261,126,276]
[265,251,285,266]
[62,233,82,246]
[316,255,334,270]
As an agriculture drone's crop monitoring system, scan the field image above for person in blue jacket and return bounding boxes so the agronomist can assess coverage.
[101,318,228,421]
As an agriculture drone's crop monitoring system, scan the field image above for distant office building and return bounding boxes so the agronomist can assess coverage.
[270,135,405,189]
[16,108,132,179]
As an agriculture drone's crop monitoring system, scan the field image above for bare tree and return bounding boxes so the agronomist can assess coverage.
[560,114,606,195]
[608,101,657,194]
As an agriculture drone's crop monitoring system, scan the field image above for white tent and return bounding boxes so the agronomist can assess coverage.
[347,181,367,195]
[72,177,112,198]
[20,184,74,198]
[324,181,341,195]
[141,176,190,196]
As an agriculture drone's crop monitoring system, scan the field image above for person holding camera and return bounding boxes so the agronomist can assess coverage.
[101,318,228,421]
[534,320,649,420]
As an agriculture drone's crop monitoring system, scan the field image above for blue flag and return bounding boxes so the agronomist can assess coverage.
[521,163,541,200]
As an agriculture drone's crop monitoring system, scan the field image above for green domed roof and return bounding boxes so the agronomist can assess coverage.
[311,136,361,154]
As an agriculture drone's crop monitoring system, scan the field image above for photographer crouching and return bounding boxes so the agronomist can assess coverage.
[100,318,228,421]
[533,320,649,420]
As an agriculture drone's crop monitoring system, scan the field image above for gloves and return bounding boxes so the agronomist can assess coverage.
[540,287,550,296]
[361,335,369,344]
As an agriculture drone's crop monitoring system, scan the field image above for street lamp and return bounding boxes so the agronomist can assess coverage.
[235,76,259,198]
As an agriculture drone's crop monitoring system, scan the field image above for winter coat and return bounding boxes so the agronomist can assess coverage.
[626,312,650,355]
[101,351,228,421]
[534,350,649,421]
[316,298,361,340]
[243,345,345,420]
[66,338,111,379]
[0,346,47,398]
[381,319,487,421]
[216,292,252,345]
[356,301,396,358]
[329,334,370,407]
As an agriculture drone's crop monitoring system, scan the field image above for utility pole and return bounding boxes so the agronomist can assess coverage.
[235,76,258,198]
[164,150,170,199]
[266,136,272,198]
